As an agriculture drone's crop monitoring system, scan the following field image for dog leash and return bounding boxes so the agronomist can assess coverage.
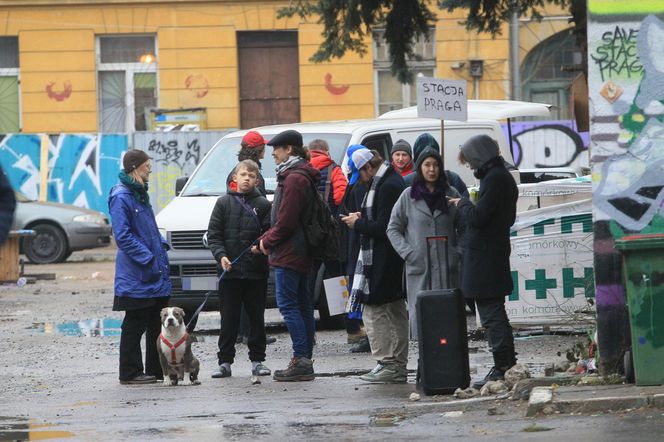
[185,240,258,330]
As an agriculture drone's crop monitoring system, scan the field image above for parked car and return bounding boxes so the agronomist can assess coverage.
[155,100,552,328]
[12,191,112,264]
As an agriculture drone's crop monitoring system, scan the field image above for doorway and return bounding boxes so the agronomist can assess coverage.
[237,31,300,128]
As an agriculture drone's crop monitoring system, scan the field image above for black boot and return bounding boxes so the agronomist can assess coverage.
[349,336,370,353]
[471,366,506,390]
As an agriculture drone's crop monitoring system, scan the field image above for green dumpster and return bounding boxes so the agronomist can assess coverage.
[615,234,664,386]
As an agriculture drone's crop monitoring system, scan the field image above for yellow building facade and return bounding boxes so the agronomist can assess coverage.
[0,0,573,133]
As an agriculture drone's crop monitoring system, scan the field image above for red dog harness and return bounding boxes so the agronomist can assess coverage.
[159,332,188,364]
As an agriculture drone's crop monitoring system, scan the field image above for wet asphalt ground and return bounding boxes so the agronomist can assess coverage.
[1,246,662,441]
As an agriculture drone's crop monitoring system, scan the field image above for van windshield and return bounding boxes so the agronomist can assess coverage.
[181,133,351,196]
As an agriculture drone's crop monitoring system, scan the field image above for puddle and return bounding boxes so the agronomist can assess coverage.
[0,417,74,441]
[29,318,122,337]
[368,413,407,427]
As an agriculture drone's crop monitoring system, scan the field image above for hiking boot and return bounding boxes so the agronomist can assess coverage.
[472,366,506,389]
[349,336,371,353]
[273,357,315,382]
[347,328,367,344]
[359,364,406,383]
[211,364,232,378]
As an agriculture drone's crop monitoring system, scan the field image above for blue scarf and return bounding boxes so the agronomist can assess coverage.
[119,170,150,206]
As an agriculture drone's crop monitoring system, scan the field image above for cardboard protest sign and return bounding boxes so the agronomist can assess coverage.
[416,77,468,121]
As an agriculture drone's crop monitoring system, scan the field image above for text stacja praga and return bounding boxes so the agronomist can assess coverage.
[416,77,468,121]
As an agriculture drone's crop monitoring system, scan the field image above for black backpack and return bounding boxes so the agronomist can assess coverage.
[291,169,341,262]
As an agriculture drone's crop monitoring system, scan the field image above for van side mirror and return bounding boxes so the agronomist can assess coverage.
[175,176,189,196]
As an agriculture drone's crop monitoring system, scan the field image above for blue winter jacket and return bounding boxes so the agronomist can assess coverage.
[108,184,171,298]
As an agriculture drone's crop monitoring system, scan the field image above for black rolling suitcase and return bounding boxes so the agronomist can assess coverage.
[416,235,470,395]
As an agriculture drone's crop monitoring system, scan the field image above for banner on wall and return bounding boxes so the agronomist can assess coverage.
[507,195,595,326]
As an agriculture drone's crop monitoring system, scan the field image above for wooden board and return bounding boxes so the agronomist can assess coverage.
[0,236,20,282]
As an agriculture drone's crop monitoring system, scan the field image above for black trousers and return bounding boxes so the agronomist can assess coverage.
[217,278,268,364]
[119,297,169,381]
[475,297,517,370]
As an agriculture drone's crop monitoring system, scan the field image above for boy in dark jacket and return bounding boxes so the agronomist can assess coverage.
[207,160,272,378]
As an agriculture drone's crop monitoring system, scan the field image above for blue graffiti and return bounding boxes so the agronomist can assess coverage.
[0,134,127,217]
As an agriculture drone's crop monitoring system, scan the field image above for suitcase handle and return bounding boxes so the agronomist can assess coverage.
[425,235,450,290]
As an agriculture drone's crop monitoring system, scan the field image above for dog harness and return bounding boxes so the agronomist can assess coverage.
[159,332,188,364]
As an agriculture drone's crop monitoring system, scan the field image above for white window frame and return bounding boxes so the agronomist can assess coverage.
[0,67,21,132]
[95,35,159,133]
[372,28,436,116]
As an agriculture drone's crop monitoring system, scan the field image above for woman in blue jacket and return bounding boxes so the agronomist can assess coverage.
[109,150,171,385]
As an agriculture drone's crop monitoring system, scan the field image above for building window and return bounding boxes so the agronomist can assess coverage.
[97,35,157,133]
[521,29,583,120]
[373,28,435,116]
[0,37,20,133]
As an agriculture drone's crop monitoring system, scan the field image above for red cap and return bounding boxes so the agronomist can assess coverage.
[242,130,268,148]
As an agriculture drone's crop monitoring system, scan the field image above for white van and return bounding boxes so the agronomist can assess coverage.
[156,100,551,327]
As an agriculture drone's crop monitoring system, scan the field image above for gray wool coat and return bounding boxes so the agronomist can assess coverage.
[387,186,461,340]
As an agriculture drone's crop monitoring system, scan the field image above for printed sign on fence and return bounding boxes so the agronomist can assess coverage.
[416,77,468,121]
[507,197,595,326]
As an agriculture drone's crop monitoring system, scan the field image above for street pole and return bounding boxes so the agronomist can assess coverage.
[510,1,521,101]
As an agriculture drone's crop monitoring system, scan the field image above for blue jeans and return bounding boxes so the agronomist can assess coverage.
[274,267,315,359]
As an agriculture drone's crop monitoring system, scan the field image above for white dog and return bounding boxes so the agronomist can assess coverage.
[157,307,200,386]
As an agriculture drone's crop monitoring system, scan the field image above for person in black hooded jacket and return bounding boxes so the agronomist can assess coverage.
[207,160,272,379]
[0,166,16,246]
[449,134,518,390]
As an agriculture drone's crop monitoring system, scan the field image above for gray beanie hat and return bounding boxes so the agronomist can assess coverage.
[390,139,413,158]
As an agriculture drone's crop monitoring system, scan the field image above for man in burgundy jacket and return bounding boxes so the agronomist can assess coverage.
[259,129,320,382]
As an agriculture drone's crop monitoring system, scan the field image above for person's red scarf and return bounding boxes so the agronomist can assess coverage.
[392,161,413,177]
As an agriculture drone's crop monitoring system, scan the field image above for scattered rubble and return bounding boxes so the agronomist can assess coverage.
[454,387,479,399]
[554,360,572,372]
[504,363,530,389]
[480,380,508,396]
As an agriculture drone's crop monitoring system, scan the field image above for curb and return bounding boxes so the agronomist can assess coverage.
[527,387,664,416]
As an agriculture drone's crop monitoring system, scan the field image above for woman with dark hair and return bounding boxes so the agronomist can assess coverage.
[387,147,461,340]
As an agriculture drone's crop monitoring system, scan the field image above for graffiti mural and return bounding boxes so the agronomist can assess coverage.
[503,121,589,169]
[588,1,664,374]
[0,134,126,217]
[0,131,228,218]
[134,131,229,213]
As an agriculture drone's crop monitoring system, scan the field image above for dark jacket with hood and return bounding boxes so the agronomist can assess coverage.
[0,166,16,246]
[354,164,406,305]
[261,160,321,273]
[207,188,271,280]
[456,134,518,299]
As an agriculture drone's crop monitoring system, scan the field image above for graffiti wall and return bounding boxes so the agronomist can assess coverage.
[588,1,664,374]
[503,121,589,169]
[0,132,229,218]
[0,134,127,217]
[133,131,230,211]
